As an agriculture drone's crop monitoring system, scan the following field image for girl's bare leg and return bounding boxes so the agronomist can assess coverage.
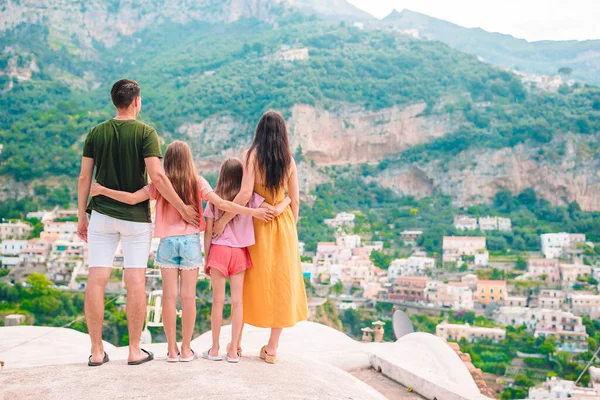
[228,271,245,358]
[179,268,199,358]
[160,268,180,358]
[209,269,227,357]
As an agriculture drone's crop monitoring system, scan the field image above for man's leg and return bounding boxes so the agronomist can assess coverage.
[85,267,112,363]
[124,268,147,363]
[119,219,152,363]
[86,211,120,364]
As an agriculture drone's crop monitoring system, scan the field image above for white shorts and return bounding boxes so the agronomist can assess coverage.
[88,211,152,269]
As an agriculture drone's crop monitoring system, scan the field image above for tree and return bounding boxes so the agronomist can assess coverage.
[370,250,392,269]
[539,336,556,355]
[332,281,344,296]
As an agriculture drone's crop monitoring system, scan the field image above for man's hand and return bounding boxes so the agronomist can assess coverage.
[77,214,89,243]
[90,183,104,197]
[252,208,276,222]
[179,204,200,228]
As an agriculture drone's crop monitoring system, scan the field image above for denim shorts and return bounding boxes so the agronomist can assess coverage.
[154,234,202,270]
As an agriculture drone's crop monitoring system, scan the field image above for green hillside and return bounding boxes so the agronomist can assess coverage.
[1,16,599,186]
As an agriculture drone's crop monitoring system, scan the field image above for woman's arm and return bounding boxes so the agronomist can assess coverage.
[204,192,274,222]
[213,151,257,237]
[203,217,214,276]
[263,196,291,217]
[90,183,150,205]
[288,159,300,223]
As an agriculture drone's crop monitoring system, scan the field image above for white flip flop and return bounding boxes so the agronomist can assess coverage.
[180,349,197,362]
[166,352,180,363]
[202,349,222,361]
[226,354,240,363]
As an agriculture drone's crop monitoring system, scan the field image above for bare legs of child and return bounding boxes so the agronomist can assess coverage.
[228,271,245,360]
[209,269,245,361]
[180,269,199,359]
[161,268,199,360]
[160,268,180,359]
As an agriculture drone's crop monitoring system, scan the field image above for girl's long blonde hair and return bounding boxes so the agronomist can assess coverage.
[163,140,199,207]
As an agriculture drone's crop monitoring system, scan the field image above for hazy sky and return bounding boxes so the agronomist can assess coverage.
[347,0,600,42]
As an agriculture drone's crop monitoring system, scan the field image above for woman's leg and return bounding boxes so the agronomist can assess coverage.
[160,268,180,358]
[179,268,199,359]
[266,328,283,356]
[209,269,227,356]
[228,271,245,358]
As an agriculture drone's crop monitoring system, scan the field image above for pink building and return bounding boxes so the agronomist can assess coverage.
[390,276,430,303]
[442,236,486,263]
[527,259,560,283]
[560,263,592,285]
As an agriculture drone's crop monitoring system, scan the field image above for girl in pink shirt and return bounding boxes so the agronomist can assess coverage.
[203,158,290,363]
[90,141,275,363]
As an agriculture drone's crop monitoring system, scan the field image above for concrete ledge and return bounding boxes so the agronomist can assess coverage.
[0,355,385,400]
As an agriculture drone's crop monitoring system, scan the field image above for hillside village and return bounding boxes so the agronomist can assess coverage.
[2,205,599,398]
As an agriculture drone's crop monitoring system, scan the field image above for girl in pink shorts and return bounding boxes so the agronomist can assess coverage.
[202,158,290,363]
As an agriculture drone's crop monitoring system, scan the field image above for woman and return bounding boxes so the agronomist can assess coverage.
[212,110,308,363]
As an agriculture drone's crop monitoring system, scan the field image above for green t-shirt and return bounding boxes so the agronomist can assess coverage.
[83,119,162,223]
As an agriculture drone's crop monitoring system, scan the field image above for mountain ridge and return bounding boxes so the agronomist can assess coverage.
[380,8,600,85]
[0,1,599,213]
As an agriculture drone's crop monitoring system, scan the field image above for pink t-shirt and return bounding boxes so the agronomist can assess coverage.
[203,193,264,248]
[144,176,213,239]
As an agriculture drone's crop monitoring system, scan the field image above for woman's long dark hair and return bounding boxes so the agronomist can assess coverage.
[247,110,291,192]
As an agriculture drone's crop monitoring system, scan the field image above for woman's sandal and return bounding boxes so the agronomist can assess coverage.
[260,345,276,364]
[202,349,223,361]
[226,342,242,357]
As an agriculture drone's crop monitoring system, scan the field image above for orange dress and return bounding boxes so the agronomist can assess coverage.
[243,184,308,328]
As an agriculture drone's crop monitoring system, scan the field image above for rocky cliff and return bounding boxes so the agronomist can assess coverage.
[375,134,600,211]
[0,0,289,55]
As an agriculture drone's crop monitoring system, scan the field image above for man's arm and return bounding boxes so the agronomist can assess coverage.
[212,151,256,237]
[77,157,95,242]
[144,157,199,228]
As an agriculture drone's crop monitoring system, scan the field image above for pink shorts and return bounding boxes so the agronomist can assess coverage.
[206,244,252,277]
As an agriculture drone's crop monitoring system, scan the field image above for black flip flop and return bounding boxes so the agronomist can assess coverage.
[128,349,154,366]
[88,352,109,367]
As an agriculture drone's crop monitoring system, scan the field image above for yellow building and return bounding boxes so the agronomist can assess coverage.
[476,280,507,305]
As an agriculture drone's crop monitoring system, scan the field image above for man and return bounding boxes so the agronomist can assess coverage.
[77,79,199,366]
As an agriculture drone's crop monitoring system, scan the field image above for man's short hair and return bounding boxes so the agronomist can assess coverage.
[110,79,141,109]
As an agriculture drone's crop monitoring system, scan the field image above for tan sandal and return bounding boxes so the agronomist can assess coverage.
[226,343,242,357]
[260,345,276,364]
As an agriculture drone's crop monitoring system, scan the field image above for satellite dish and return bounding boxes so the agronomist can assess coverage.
[392,310,414,340]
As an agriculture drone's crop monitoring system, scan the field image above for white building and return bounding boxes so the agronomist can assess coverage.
[442,236,486,263]
[324,212,355,229]
[534,309,588,353]
[570,294,600,319]
[454,216,477,231]
[388,255,434,279]
[336,235,361,249]
[474,249,489,267]
[1,239,27,267]
[0,222,33,240]
[436,322,505,343]
[496,306,538,330]
[40,221,78,241]
[541,233,586,259]
[528,376,600,399]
